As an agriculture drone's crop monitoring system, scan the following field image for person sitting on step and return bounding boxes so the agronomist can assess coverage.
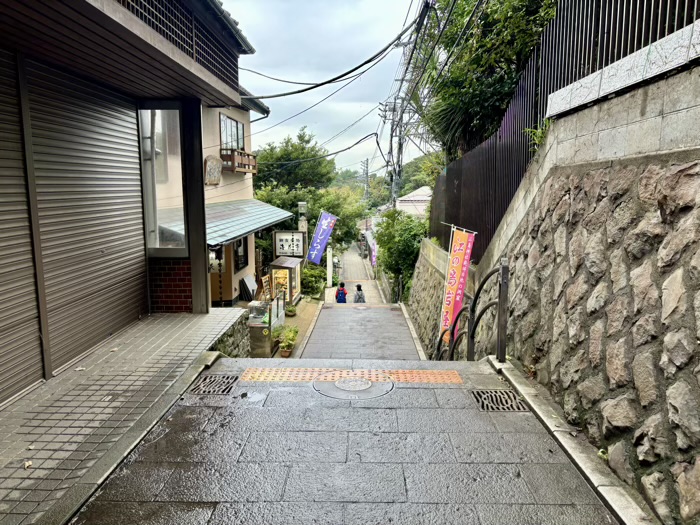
[354,284,366,304]
[335,282,348,303]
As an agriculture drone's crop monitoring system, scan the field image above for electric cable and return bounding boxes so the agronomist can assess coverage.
[319,104,380,147]
[248,46,393,137]
[241,17,420,100]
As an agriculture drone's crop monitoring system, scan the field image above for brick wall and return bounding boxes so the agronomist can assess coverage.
[149,258,193,313]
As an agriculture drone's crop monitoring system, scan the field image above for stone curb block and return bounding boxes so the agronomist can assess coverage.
[298,301,323,357]
[399,303,427,361]
[35,351,222,525]
[487,356,661,525]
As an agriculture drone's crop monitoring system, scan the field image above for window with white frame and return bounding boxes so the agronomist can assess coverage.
[220,114,244,151]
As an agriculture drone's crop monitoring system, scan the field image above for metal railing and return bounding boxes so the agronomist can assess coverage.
[429,0,700,261]
[432,258,509,363]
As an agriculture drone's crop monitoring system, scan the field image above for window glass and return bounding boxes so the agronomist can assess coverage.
[220,113,243,151]
[233,236,249,273]
[237,121,245,150]
[139,109,186,250]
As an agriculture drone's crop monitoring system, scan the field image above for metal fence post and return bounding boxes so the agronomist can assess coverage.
[496,257,509,364]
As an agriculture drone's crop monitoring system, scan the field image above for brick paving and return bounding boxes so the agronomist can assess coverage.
[0,309,245,525]
[70,358,619,525]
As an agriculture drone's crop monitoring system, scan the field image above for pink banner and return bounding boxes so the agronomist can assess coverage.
[440,229,475,341]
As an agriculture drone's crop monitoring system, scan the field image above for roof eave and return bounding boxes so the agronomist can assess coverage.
[203,0,256,55]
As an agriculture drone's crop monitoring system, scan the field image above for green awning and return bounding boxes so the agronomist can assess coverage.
[158,199,293,248]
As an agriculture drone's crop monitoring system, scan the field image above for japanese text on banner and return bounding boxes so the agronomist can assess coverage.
[440,229,475,341]
[307,211,338,265]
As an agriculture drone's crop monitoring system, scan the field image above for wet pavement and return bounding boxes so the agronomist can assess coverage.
[0,310,245,525]
[70,358,618,525]
[301,305,421,360]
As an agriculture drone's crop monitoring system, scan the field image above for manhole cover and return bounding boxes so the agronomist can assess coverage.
[314,371,394,400]
[335,377,372,391]
[189,374,239,395]
[472,389,529,412]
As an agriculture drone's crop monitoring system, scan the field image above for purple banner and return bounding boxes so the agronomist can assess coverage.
[371,241,377,267]
[307,211,338,265]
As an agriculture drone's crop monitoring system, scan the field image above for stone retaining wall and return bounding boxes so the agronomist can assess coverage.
[467,66,700,524]
[210,310,251,358]
[408,240,448,356]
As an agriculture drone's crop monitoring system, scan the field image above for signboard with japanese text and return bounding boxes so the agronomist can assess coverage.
[440,228,475,341]
[273,231,306,258]
[261,275,272,301]
[307,211,337,265]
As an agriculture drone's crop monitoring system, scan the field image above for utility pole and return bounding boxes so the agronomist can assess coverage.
[360,158,369,200]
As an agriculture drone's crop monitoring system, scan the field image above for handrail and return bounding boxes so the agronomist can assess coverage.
[437,257,509,363]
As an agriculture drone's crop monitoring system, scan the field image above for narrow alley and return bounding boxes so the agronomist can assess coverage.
[309,244,422,361]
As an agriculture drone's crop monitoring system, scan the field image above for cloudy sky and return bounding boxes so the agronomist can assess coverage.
[224,0,422,175]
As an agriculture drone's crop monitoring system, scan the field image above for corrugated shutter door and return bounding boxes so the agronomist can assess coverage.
[0,49,44,402]
[26,60,147,371]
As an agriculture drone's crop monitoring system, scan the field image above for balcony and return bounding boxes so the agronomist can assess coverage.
[220,149,257,175]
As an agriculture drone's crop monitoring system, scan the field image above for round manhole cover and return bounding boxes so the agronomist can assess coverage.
[313,371,394,400]
[335,377,372,391]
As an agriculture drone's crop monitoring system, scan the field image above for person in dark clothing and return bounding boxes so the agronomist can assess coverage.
[354,284,366,303]
[335,282,348,303]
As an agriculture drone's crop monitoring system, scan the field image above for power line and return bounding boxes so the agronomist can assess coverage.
[240,67,351,86]
[248,47,393,138]
[241,17,419,100]
[257,133,378,166]
[319,104,379,147]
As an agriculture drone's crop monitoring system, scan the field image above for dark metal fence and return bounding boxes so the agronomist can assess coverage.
[430,0,700,260]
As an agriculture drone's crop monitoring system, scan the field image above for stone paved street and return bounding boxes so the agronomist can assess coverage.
[302,305,421,360]
[70,358,619,525]
[325,244,384,305]
[0,310,245,525]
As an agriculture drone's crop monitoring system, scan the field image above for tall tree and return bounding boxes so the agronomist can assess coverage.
[417,0,556,159]
[255,127,336,189]
[399,152,445,196]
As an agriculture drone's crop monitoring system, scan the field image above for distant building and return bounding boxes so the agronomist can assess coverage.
[396,186,433,216]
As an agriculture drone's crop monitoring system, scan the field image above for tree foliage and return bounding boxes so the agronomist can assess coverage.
[374,209,427,280]
[255,127,336,189]
[418,0,556,159]
[255,183,367,265]
[399,152,445,197]
[330,168,362,190]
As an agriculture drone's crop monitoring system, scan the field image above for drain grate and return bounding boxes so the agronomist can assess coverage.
[472,389,529,412]
[189,374,239,395]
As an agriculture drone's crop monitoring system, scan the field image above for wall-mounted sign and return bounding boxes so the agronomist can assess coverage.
[274,231,306,258]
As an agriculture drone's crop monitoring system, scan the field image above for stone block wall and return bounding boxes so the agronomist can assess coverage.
[210,309,250,358]
[466,66,700,524]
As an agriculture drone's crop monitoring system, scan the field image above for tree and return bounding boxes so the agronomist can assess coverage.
[330,168,362,190]
[417,0,556,159]
[375,209,427,281]
[255,183,367,265]
[367,175,390,209]
[399,152,445,197]
[255,127,336,189]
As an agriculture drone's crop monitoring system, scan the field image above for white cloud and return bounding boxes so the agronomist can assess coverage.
[223,0,425,173]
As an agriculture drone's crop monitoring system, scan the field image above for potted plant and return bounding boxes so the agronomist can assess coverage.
[271,325,284,354]
[285,305,297,317]
[279,325,299,358]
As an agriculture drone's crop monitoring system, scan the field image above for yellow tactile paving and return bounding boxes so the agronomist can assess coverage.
[240,368,463,384]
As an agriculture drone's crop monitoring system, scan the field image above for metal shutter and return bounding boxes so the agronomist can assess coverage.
[26,60,147,371]
[0,49,44,402]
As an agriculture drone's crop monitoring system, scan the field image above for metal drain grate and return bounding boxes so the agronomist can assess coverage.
[472,389,529,412]
[189,374,239,395]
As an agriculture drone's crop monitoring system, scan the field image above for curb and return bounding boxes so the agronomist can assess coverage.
[37,351,221,525]
[399,303,427,360]
[297,301,323,358]
[487,356,660,525]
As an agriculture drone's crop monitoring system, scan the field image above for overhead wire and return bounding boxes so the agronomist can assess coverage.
[241,17,420,100]
[319,104,380,147]
[247,43,395,138]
